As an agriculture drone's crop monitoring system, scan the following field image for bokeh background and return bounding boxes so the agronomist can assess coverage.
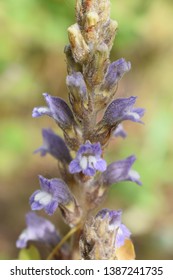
[0,0,173,260]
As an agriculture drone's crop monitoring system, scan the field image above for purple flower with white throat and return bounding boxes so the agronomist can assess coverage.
[16,212,60,248]
[34,128,72,163]
[102,155,142,186]
[96,208,131,248]
[30,175,74,215]
[32,93,74,129]
[103,96,145,126]
[69,141,107,176]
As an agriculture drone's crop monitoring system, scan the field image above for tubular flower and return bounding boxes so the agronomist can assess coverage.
[30,176,82,226]
[34,128,72,163]
[32,93,75,129]
[102,155,142,186]
[30,175,75,215]
[103,96,145,126]
[16,212,60,248]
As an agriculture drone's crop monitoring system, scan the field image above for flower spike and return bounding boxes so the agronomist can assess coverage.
[25,0,145,260]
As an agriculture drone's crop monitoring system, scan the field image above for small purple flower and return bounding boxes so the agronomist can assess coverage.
[16,212,60,248]
[32,93,74,128]
[96,208,131,248]
[103,96,145,126]
[102,155,142,186]
[113,124,127,138]
[101,58,131,91]
[34,128,72,163]
[69,141,107,176]
[30,175,74,215]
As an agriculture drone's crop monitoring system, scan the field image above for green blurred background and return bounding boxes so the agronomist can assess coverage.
[0,0,173,259]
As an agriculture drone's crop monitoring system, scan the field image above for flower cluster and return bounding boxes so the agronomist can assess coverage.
[17,0,144,260]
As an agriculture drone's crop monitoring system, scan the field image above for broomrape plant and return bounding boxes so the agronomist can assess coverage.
[17,0,144,260]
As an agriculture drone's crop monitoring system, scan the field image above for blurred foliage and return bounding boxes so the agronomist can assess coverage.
[0,0,173,259]
[18,245,41,260]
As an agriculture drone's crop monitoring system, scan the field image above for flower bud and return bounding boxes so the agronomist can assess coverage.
[103,20,118,50]
[64,45,82,74]
[68,23,89,63]
[86,11,99,28]
[66,72,88,121]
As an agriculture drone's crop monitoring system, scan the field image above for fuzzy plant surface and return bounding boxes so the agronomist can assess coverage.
[17,0,144,260]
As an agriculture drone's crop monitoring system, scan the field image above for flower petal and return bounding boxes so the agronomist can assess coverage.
[69,159,82,174]
[113,124,127,138]
[116,224,131,248]
[32,107,51,118]
[94,158,107,172]
[44,200,59,216]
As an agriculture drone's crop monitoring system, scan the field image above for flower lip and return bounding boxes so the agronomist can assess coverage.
[113,124,127,138]
[32,107,51,118]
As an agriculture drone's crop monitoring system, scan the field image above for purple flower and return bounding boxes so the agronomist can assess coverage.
[34,128,72,163]
[102,155,142,186]
[113,124,127,138]
[16,212,60,248]
[101,58,131,91]
[66,72,87,98]
[103,96,145,126]
[30,175,74,215]
[32,93,74,128]
[69,141,107,176]
[96,208,131,248]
